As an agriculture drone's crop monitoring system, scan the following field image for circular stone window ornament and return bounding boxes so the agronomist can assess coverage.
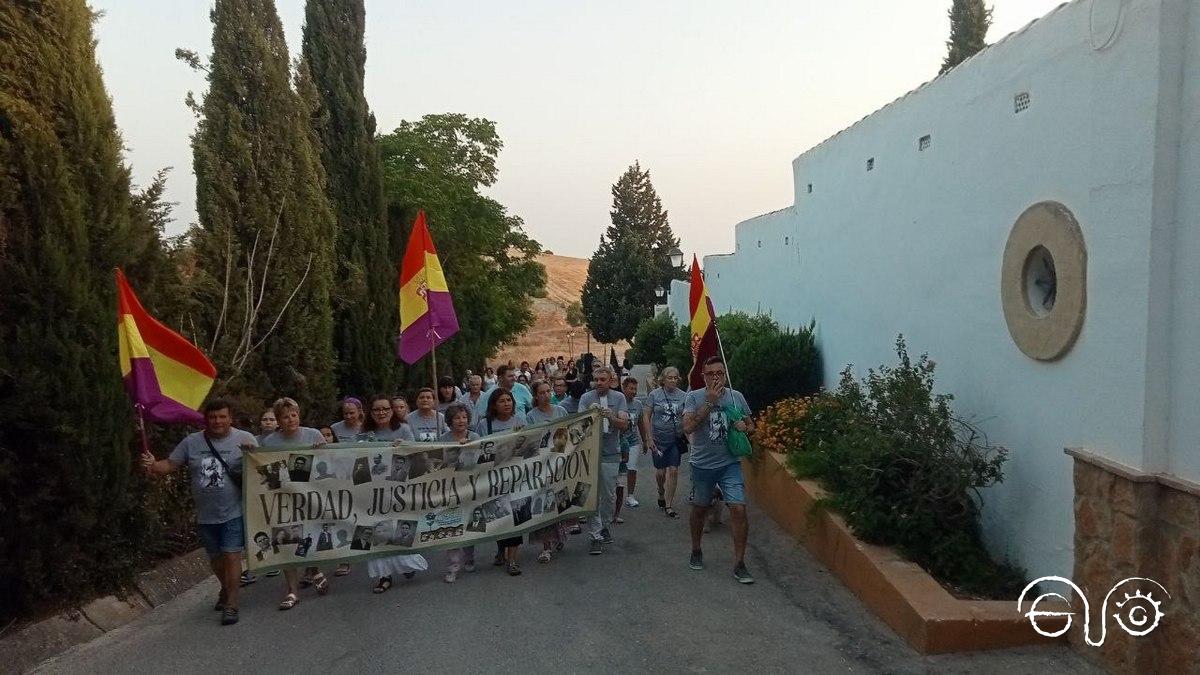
[1001,202,1087,361]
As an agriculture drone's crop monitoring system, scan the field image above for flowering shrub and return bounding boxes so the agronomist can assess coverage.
[752,396,813,454]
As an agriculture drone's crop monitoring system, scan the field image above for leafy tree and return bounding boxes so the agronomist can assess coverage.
[581,162,685,343]
[628,312,679,369]
[0,0,167,618]
[565,301,585,328]
[941,0,992,74]
[301,0,395,397]
[378,114,546,382]
[182,0,338,419]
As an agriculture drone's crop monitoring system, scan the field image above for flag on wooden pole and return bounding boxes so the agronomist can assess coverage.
[687,255,720,390]
[116,269,216,425]
[397,210,459,364]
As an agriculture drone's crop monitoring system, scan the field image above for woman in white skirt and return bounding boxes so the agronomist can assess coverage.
[361,395,428,593]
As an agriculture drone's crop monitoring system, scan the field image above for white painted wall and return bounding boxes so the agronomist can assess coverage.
[691,0,1198,579]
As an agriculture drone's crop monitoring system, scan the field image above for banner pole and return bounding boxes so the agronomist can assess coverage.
[714,323,734,392]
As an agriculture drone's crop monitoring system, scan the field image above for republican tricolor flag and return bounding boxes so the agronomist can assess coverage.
[397,210,460,364]
[116,269,216,426]
[687,255,720,390]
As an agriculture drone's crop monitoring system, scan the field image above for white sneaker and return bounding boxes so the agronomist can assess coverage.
[625,496,640,507]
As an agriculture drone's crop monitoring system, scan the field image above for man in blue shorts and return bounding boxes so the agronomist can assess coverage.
[682,356,755,584]
[142,399,258,623]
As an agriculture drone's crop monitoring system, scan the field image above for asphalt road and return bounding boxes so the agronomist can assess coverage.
[35,464,1098,675]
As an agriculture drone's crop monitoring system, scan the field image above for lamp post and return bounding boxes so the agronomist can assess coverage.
[668,247,684,270]
[655,285,665,300]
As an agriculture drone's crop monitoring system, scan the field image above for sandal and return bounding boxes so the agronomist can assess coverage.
[312,572,330,595]
[220,607,239,625]
[335,563,351,576]
[506,562,522,576]
[373,576,392,594]
[537,550,552,564]
[278,593,298,610]
[555,540,565,552]
[665,507,679,519]
[658,497,666,509]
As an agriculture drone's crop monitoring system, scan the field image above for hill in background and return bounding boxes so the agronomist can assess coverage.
[492,253,630,367]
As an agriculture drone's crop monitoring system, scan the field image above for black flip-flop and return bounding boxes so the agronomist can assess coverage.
[665,507,679,518]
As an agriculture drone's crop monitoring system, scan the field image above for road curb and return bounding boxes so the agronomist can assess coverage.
[1,548,210,674]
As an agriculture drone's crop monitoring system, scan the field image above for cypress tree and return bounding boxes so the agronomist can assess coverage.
[581,162,684,343]
[0,0,160,616]
[187,0,338,419]
[941,0,992,74]
[302,0,396,398]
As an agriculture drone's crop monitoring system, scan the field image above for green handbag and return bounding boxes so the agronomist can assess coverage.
[723,405,753,458]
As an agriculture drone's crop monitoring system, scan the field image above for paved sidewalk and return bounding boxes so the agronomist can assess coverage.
[34,464,1098,674]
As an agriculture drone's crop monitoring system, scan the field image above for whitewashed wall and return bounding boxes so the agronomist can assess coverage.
[690,0,1197,579]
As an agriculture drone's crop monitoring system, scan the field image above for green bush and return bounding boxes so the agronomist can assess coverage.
[788,335,1025,598]
[627,312,678,369]
[660,312,784,384]
[728,321,821,411]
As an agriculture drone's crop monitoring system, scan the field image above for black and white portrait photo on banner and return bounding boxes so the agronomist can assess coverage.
[242,411,602,570]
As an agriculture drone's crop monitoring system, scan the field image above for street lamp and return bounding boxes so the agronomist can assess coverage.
[668,247,684,269]
[655,285,665,300]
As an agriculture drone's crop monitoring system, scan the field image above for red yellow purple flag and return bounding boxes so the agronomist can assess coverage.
[687,255,720,390]
[116,269,216,425]
[397,210,460,364]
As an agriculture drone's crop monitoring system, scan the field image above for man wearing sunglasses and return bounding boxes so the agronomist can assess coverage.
[682,356,755,584]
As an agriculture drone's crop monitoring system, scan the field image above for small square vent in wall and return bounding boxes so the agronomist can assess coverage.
[1015,92,1031,113]
[866,157,875,171]
[918,135,932,151]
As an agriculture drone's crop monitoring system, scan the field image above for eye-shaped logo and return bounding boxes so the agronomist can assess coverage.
[1018,576,1170,646]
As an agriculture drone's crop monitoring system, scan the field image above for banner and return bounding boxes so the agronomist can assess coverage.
[242,411,601,571]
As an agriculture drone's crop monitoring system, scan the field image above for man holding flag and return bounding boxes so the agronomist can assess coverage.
[116,270,258,624]
[681,257,756,585]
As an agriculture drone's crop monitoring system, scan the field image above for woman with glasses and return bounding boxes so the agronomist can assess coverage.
[360,395,427,593]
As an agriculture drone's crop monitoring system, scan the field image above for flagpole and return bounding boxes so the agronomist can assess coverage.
[429,329,438,392]
[134,404,152,459]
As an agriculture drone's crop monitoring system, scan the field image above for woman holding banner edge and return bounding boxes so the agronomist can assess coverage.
[365,396,430,594]
[476,388,527,576]
[441,403,481,583]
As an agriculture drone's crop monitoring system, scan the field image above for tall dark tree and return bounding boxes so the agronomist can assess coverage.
[0,0,166,617]
[940,0,992,74]
[378,114,546,380]
[302,0,395,397]
[183,0,338,419]
[581,162,684,343]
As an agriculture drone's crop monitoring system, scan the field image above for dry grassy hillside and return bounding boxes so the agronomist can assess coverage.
[492,253,630,367]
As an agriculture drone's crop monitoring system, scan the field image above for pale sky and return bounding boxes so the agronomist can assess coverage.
[92,0,1065,259]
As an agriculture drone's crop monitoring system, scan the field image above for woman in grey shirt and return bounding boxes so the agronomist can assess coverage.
[526,380,567,426]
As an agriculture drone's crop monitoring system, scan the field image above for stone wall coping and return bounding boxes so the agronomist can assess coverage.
[1065,447,1200,498]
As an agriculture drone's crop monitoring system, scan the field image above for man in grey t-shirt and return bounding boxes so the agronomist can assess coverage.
[142,399,257,625]
[683,356,756,585]
[576,366,629,554]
